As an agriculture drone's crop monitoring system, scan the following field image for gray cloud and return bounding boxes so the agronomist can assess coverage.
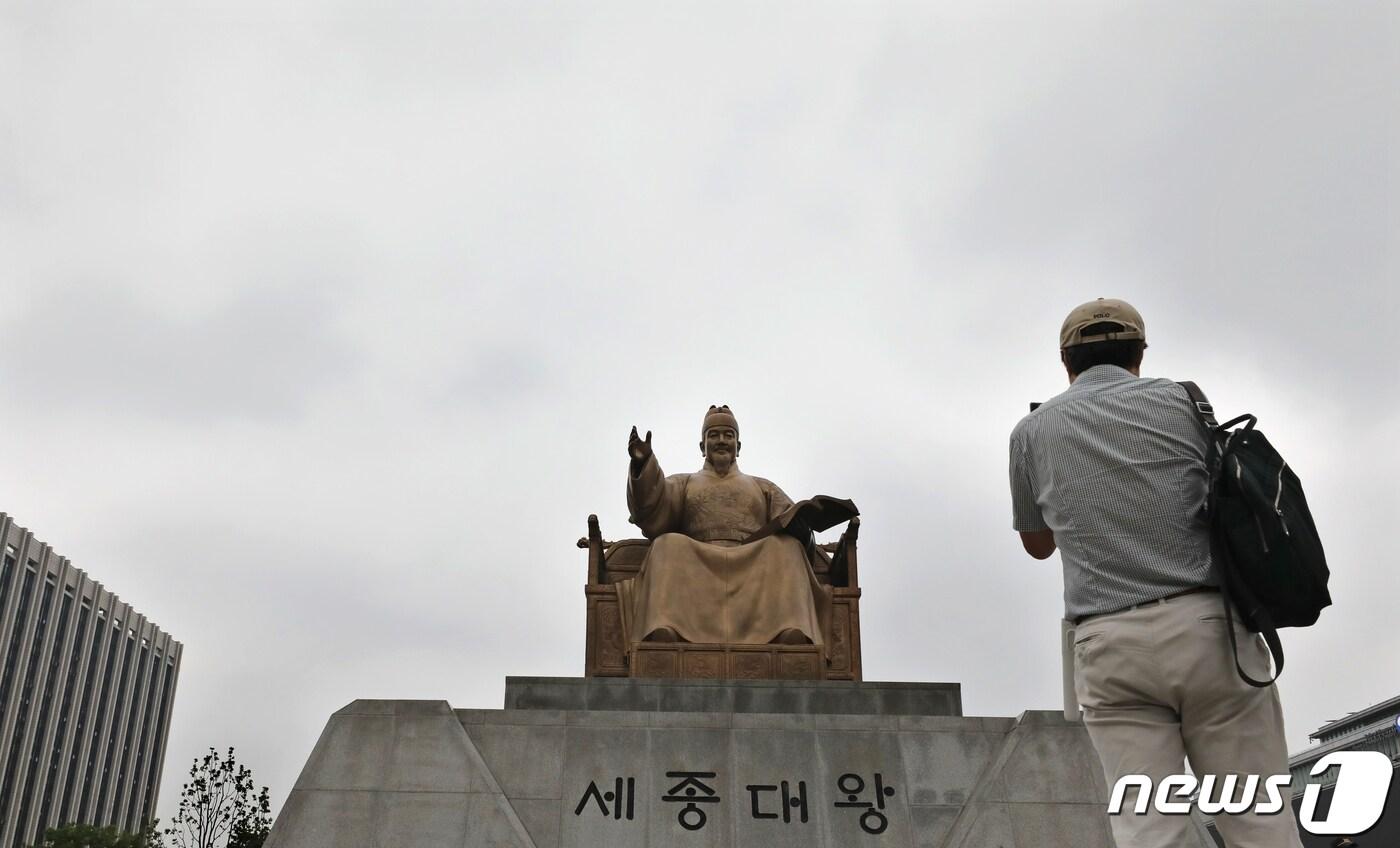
[1,1,1394,828]
[0,286,361,422]
[443,345,554,407]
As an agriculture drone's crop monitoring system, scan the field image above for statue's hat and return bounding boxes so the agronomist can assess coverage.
[702,405,739,437]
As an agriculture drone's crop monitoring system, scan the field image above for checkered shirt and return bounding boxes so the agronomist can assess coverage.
[1009,365,1217,619]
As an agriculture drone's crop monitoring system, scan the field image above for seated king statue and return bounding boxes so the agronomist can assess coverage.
[614,405,856,656]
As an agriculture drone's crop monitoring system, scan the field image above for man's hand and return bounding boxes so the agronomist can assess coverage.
[629,426,653,465]
[1019,529,1057,560]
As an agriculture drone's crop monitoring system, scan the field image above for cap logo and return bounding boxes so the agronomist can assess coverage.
[1059,298,1146,349]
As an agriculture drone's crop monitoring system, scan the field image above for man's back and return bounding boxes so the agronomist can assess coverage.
[1008,298,1305,848]
[1009,364,1215,619]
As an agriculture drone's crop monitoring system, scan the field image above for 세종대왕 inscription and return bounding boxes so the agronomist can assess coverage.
[572,769,898,835]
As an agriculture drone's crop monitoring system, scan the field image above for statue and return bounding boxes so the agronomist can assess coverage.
[615,405,857,654]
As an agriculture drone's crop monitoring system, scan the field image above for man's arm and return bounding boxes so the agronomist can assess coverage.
[1019,529,1056,560]
[1009,426,1054,559]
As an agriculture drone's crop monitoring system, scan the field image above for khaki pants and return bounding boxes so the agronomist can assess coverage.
[1073,590,1304,848]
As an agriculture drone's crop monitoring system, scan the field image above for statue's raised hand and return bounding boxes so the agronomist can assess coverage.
[629,426,653,465]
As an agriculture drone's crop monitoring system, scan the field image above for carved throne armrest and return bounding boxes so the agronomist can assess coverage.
[577,514,609,585]
[817,516,860,589]
[579,515,651,585]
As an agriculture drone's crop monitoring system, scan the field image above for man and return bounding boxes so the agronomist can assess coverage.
[617,405,832,648]
[1008,298,1304,848]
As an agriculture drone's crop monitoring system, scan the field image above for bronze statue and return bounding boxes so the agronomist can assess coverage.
[615,405,856,653]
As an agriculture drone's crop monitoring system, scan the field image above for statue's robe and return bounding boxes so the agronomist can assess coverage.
[615,455,832,651]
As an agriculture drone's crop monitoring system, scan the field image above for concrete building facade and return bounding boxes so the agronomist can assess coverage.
[1286,693,1400,847]
[1287,692,1400,795]
[0,513,182,848]
[1199,693,1400,846]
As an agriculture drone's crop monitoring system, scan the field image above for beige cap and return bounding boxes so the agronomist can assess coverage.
[1059,298,1146,348]
[702,405,739,436]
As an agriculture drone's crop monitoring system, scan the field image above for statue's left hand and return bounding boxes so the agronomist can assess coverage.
[628,426,653,465]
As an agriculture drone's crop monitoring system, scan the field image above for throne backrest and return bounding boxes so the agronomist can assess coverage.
[597,539,648,583]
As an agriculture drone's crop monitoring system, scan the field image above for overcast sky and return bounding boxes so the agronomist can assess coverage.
[2,0,1395,826]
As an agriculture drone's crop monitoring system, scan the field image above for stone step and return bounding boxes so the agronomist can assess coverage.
[504,676,962,717]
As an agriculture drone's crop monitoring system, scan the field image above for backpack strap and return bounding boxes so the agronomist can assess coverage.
[1177,379,1223,503]
[1178,380,1219,430]
[1178,380,1284,688]
[1220,554,1284,687]
[1178,379,1224,493]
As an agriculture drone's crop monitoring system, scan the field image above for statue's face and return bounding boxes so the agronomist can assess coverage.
[701,426,739,465]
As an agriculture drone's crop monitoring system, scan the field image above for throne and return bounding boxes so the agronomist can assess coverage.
[578,515,863,681]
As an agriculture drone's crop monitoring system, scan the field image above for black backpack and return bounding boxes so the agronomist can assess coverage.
[1179,382,1332,687]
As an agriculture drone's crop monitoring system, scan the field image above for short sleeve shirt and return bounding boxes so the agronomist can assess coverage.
[1008,365,1216,619]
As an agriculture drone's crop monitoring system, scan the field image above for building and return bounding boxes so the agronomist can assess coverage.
[1286,693,1400,847]
[1201,693,1400,846]
[0,513,182,848]
[1289,693,1400,791]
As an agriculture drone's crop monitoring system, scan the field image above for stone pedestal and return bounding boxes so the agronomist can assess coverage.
[267,677,1130,847]
[628,642,828,680]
